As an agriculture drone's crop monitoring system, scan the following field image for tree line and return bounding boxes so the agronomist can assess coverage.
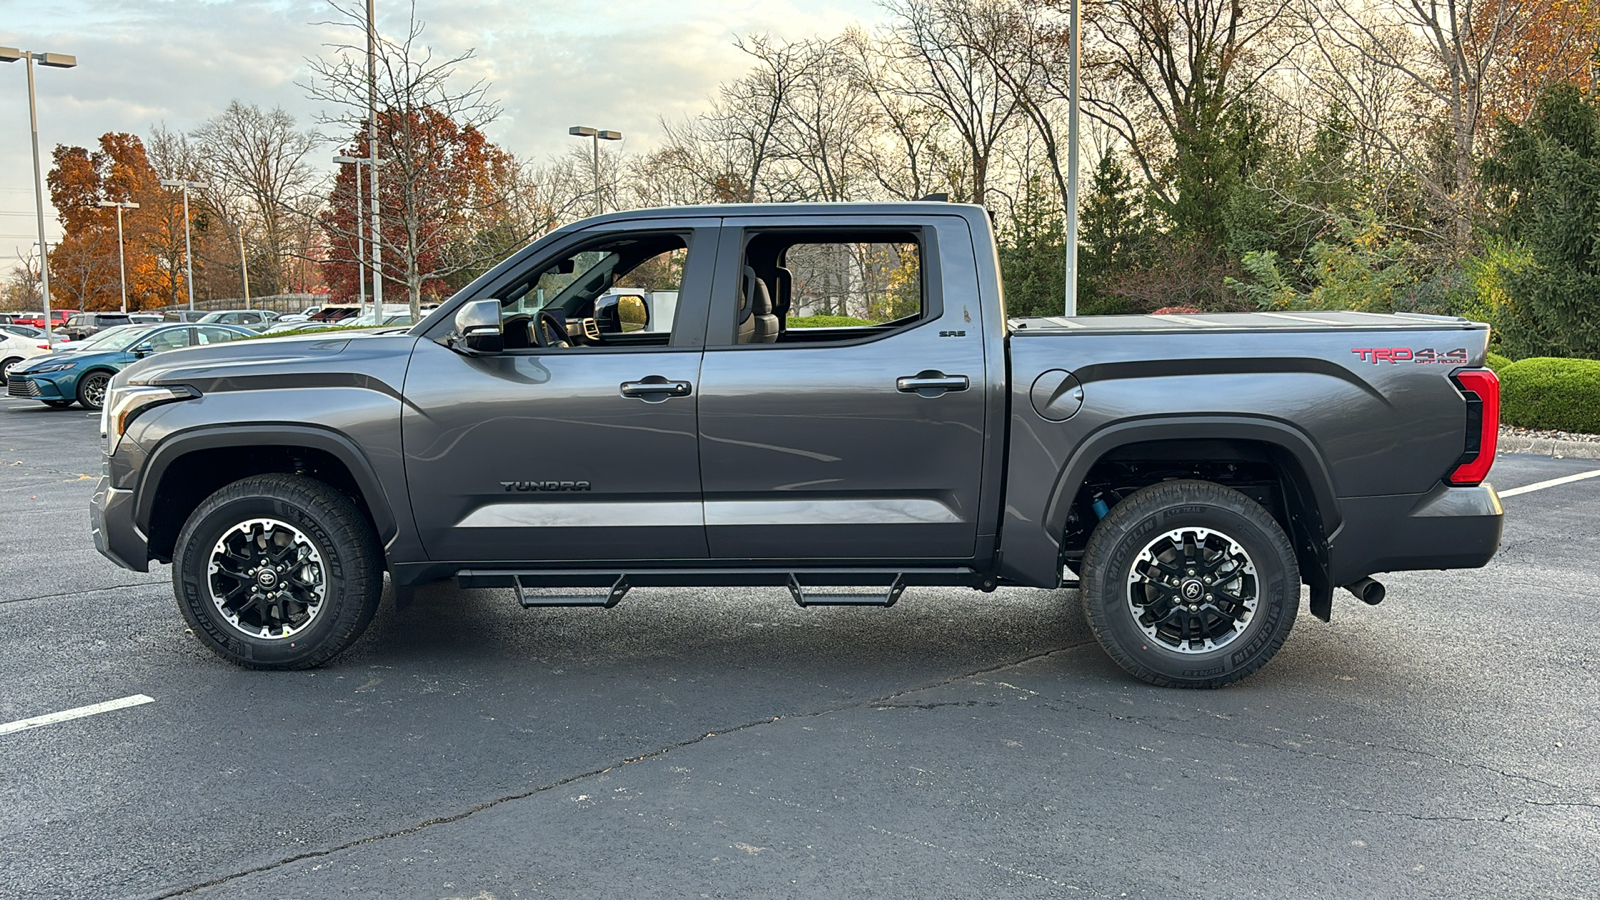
[6,0,1598,356]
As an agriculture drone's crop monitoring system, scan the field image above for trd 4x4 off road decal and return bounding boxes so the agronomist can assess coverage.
[1351,347,1470,365]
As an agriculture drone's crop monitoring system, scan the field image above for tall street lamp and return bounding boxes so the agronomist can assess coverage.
[568,126,622,217]
[1064,0,1080,317]
[159,179,208,312]
[334,154,372,320]
[2,46,78,345]
[96,200,139,313]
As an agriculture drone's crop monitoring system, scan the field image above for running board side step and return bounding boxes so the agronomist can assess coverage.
[788,573,905,608]
[512,574,630,608]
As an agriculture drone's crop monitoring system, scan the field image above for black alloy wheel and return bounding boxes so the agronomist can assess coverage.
[76,371,111,410]
[173,474,384,669]
[1080,479,1300,688]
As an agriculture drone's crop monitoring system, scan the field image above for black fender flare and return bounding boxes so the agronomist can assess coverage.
[133,423,398,543]
[1043,415,1343,546]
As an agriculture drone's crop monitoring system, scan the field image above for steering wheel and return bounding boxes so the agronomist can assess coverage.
[533,310,571,349]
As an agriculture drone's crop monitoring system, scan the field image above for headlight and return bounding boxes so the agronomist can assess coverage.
[25,362,75,374]
[103,384,199,453]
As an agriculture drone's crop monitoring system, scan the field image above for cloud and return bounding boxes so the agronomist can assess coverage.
[0,0,884,270]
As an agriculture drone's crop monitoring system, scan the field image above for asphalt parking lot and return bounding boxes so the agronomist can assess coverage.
[2,397,1597,900]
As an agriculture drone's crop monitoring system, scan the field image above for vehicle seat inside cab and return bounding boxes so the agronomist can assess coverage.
[738,266,779,344]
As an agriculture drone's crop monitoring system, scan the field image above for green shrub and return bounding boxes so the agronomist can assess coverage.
[1485,352,1513,373]
[786,315,875,328]
[1499,357,1600,434]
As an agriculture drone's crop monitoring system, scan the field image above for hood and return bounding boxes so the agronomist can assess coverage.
[13,349,120,373]
[118,331,422,391]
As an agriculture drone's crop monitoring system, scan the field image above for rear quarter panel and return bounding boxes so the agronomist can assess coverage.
[999,322,1490,586]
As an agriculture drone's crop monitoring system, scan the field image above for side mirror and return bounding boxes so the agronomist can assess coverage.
[595,293,649,334]
[131,344,153,358]
[454,299,504,353]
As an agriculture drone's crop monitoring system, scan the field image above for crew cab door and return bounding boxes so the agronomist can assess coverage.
[402,218,717,563]
[694,215,990,561]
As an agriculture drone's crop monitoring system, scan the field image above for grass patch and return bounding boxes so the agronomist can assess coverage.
[786,314,876,328]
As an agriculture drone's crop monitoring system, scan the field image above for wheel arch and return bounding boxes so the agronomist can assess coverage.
[1043,417,1340,610]
[137,424,397,564]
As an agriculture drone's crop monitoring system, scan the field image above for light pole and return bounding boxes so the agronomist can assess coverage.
[2,46,77,345]
[366,0,383,317]
[1063,0,1080,317]
[334,154,371,320]
[96,200,139,313]
[568,126,622,216]
[159,179,208,312]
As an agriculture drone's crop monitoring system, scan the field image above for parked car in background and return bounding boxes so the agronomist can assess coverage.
[128,313,164,324]
[12,309,78,330]
[52,323,139,352]
[163,310,209,323]
[258,320,348,336]
[0,329,52,378]
[7,322,254,410]
[198,309,279,330]
[5,323,71,350]
[62,312,133,341]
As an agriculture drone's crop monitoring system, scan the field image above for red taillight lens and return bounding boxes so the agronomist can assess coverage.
[1447,369,1499,486]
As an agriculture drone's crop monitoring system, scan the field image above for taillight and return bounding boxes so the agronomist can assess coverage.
[1447,369,1499,486]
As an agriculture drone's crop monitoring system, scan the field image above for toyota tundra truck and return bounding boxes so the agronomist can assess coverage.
[90,202,1503,687]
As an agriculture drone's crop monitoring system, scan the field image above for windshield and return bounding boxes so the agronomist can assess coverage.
[85,325,161,351]
[68,324,138,348]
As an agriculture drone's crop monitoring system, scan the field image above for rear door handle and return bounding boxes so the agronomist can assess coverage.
[896,372,970,396]
[620,377,692,400]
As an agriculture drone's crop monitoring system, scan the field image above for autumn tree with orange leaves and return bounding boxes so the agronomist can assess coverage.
[45,132,196,311]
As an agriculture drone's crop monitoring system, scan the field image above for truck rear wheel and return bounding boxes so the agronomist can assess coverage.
[172,474,383,670]
[1079,479,1299,688]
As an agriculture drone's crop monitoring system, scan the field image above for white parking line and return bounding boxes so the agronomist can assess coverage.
[1499,469,1600,498]
[0,694,154,737]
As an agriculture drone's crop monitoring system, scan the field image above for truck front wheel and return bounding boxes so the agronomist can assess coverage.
[1079,479,1299,688]
[171,474,384,669]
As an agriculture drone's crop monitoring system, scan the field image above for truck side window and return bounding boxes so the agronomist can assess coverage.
[734,229,926,345]
[499,233,688,350]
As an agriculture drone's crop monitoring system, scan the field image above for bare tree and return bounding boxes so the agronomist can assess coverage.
[1083,0,1301,208]
[878,0,1024,204]
[303,0,526,316]
[2,245,43,311]
[192,102,318,295]
[1304,0,1546,255]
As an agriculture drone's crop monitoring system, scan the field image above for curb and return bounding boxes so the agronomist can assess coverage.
[1498,437,1600,459]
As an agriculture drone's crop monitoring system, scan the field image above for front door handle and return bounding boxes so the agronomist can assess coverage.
[896,371,970,397]
[620,376,692,401]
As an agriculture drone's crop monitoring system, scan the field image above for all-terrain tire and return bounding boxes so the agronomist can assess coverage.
[172,473,383,669]
[1080,479,1299,688]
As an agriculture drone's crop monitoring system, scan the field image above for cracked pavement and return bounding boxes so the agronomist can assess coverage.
[1,398,1597,899]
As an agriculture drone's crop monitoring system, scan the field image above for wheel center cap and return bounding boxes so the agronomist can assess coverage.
[256,570,278,587]
[1180,579,1204,601]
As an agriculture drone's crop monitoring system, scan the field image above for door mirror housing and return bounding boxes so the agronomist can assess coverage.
[454,299,504,353]
[131,343,154,358]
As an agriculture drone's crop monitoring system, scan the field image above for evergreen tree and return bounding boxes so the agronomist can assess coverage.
[997,174,1066,318]
[1482,84,1600,359]
[1077,150,1149,314]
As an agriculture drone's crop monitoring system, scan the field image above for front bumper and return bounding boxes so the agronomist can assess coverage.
[7,372,69,401]
[1328,483,1504,584]
[91,474,149,572]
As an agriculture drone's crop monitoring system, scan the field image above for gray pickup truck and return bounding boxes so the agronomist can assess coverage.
[91,202,1503,687]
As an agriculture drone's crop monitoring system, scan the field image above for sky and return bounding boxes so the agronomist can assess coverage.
[0,0,886,278]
